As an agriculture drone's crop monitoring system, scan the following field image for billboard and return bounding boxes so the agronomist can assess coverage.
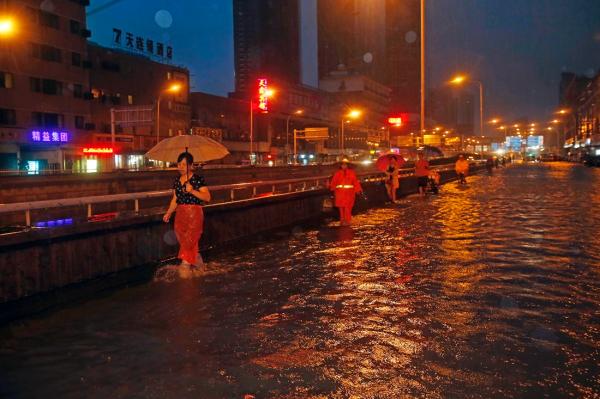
[526,135,544,148]
[505,136,522,151]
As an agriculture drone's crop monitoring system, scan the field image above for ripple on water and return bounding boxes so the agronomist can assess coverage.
[1,164,600,398]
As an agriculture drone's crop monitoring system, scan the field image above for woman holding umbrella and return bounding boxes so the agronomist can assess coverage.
[163,152,211,277]
[330,158,362,226]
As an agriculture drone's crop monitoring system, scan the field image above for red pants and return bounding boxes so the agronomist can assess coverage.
[338,207,352,223]
[174,205,204,264]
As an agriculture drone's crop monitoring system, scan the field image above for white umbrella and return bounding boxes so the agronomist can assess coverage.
[145,135,229,163]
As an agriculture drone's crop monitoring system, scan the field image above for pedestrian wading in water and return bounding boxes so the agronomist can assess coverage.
[415,151,430,197]
[385,156,400,203]
[163,151,211,278]
[330,158,362,226]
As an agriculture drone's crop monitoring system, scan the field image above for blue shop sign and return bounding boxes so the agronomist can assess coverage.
[30,130,70,143]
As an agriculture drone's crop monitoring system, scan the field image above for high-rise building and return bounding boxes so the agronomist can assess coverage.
[232,0,301,95]
[428,86,475,136]
[318,0,421,115]
[317,0,386,81]
[385,0,421,114]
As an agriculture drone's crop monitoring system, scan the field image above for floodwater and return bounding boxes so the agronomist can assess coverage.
[1,163,599,398]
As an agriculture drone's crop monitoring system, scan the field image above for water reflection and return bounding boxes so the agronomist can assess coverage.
[1,163,599,398]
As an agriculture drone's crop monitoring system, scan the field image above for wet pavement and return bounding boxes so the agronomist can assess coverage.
[1,163,599,398]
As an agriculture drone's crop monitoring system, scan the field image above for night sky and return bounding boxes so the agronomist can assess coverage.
[87,0,600,127]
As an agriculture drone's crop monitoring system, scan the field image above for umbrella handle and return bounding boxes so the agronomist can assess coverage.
[185,146,189,182]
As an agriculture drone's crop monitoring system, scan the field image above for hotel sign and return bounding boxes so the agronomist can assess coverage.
[30,130,70,143]
[112,28,173,60]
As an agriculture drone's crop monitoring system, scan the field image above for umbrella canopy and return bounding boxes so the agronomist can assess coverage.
[145,135,229,163]
[375,153,406,172]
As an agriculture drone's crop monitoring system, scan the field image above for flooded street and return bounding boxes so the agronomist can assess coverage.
[1,163,599,398]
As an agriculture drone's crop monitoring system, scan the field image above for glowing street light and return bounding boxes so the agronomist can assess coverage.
[286,109,303,163]
[490,118,500,124]
[156,82,183,144]
[341,109,362,152]
[450,75,466,84]
[0,17,16,38]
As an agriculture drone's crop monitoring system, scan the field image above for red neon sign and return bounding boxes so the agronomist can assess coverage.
[257,78,268,113]
[83,147,114,154]
[388,117,403,127]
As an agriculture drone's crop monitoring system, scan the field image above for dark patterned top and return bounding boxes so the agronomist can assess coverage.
[173,174,207,205]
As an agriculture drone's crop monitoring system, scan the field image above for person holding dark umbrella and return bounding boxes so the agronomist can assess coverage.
[163,151,211,277]
[330,158,362,226]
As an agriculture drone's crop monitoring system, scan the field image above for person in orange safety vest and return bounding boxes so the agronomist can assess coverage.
[329,158,363,226]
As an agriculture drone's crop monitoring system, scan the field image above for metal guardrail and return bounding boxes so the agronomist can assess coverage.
[0,162,470,227]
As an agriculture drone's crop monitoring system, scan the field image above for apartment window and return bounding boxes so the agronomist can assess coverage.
[39,10,60,29]
[43,79,62,95]
[0,72,14,89]
[72,52,81,67]
[30,43,61,62]
[32,112,64,128]
[29,43,41,58]
[75,116,84,129]
[30,78,62,95]
[101,61,120,72]
[167,72,172,80]
[70,20,80,34]
[30,77,41,92]
[0,108,17,125]
[25,7,38,23]
[127,95,133,105]
[40,45,61,62]
[73,84,83,98]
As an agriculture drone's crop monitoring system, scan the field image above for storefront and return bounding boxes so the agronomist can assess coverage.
[19,129,73,173]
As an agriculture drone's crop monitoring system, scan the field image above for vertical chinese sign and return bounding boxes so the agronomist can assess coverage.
[257,78,268,113]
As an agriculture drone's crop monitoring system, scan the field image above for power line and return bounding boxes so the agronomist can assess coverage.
[87,0,127,16]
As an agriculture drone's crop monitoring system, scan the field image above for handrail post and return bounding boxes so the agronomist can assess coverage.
[25,210,31,227]
[87,204,92,218]
[288,183,292,192]
[253,186,257,197]
[230,189,235,201]
[134,199,139,213]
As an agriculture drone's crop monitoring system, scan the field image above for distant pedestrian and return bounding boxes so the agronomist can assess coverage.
[330,158,362,226]
[455,154,470,184]
[385,156,400,203]
[163,152,211,278]
[414,152,430,197]
[486,157,494,174]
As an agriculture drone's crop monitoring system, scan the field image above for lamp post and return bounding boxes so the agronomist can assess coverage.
[156,82,182,144]
[450,75,484,137]
[286,109,303,164]
[340,109,362,154]
[420,0,426,134]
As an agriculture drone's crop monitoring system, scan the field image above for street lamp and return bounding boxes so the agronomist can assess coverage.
[340,109,362,153]
[156,82,182,144]
[0,17,16,38]
[450,74,484,137]
[286,109,303,163]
